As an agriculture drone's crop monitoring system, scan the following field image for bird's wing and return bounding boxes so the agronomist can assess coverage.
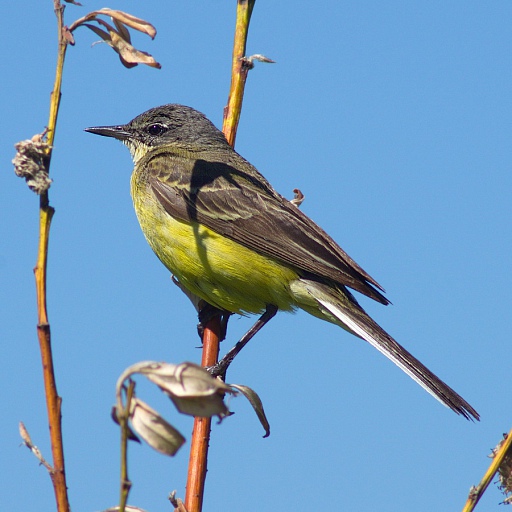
[147,152,389,304]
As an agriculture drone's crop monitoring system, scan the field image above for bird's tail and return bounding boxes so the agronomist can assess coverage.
[293,279,479,420]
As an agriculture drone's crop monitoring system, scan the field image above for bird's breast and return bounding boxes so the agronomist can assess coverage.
[130,169,300,315]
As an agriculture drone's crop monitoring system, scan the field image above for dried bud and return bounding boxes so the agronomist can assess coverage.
[496,435,512,504]
[242,53,276,70]
[291,188,305,207]
[13,134,52,194]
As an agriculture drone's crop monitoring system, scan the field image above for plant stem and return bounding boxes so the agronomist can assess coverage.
[47,2,67,149]
[461,427,512,512]
[118,381,136,512]
[183,2,255,511]
[223,0,255,146]
[184,319,222,512]
[34,2,70,511]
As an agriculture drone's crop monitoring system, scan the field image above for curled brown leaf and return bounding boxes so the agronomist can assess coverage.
[230,384,270,438]
[129,398,185,456]
[82,21,161,69]
[71,9,156,39]
[110,31,161,69]
[112,17,131,44]
[95,8,157,39]
[68,9,160,69]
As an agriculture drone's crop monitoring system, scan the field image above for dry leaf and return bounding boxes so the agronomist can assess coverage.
[94,8,157,39]
[110,31,161,69]
[141,361,232,417]
[83,22,160,69]
[110,406,140,442]
[70,9,160,69]
[117,361,233,419]
[112,17,131,44]
[230,384,270,437]
[130,398,185,456]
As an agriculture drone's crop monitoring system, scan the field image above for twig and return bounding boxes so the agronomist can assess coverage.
[118,381,136,512]
[33,2,70,511]
[169,491,188,512]
[461,427,512,511]
[222,0,255,147]
[183,2,256,511]
[184,321,221,512]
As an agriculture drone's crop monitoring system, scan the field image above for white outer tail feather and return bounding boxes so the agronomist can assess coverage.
[294,279,478,419]
[316,296,450,409]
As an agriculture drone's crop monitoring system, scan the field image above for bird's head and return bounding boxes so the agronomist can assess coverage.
[85,104,229,164]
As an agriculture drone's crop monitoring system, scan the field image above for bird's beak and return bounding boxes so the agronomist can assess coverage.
[84,125,132,141]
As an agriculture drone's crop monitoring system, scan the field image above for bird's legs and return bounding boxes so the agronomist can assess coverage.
[208,304,278,379]
[197,302,231,342]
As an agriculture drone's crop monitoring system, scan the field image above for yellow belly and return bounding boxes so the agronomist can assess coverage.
[131,181,300,315]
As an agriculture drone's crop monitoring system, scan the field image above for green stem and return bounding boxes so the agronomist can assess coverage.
[222,0,255,145]
[118,382,136,512]
[462,427,512,511]
[35,2,70,511]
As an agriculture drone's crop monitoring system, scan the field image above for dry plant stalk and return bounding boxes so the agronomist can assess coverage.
[462,427,512,511]
[183,324,222,512]
[117,381,136,512]
[19,3,159,512]
[32,3,69,511]
[183,1,257,511]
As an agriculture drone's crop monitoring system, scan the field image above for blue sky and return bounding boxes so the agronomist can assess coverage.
[2,2,511,511]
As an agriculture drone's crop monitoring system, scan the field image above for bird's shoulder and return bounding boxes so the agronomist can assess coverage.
[139,146,388,304]
[141,146,284,216]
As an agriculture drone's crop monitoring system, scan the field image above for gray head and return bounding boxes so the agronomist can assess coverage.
[85,104,229,163]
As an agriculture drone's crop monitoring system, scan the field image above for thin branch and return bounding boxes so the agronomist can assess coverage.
[462,427,512,511]
[118,381,136,512]
[184,3,256,510]
[33,2,70,511]
[46,2,67,151]
[223,0,255,146]
[184,322,221,512]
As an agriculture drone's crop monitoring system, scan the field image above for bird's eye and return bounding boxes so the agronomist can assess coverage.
[147,124,167,136]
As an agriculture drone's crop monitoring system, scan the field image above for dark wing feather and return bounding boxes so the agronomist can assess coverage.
[147,151,390,304]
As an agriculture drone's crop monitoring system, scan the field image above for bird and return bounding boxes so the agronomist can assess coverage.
[85,104,479,420]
